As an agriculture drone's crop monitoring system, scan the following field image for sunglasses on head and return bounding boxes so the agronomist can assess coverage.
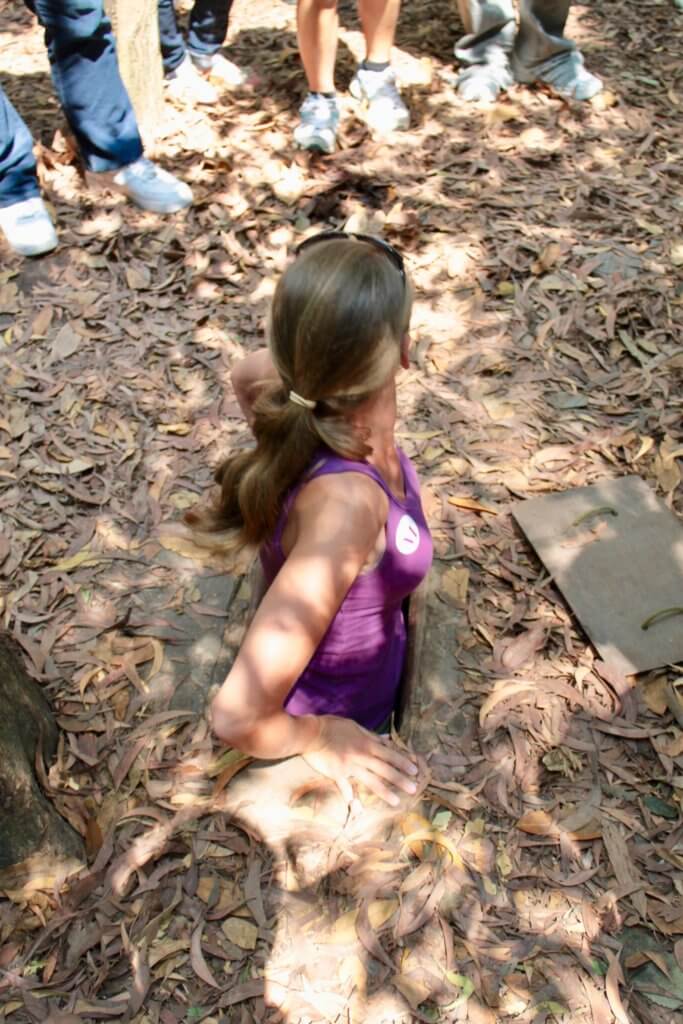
[295,230,406,286]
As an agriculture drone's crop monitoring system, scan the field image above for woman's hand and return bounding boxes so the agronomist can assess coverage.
[302,716,419,807]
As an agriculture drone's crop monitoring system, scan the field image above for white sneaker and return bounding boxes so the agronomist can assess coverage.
[512,49,603,101]
[349,66,409,133]
[192,51,255,90]
[166,53,219,104]
[456,54,514,102]
[0,196,58,256]
[293,93,340,154]
[88,158,193,214]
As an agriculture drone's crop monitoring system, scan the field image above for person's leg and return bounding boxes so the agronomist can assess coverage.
[159,0,220,104]
[358,0,400,63]
[511,0,602,100]
[186,0,253,89]
[27,0,143,172]
[158,0,187,75]
[26,0,192,212]
[0,87,40,208]
[297,0,339,94]
[294,0,340,152]
[186,0,233,62]
[453,0,516,101]
[0,85,57,255]
[349,0,408,133]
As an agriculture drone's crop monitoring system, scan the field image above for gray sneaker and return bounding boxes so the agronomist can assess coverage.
[88,158,193,214]
[294,93,340,154]
[512,49,603,101]
[348,66,409,133]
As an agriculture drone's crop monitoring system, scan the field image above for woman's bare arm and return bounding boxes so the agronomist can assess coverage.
[211,472,383,754]
[210,473,418,804]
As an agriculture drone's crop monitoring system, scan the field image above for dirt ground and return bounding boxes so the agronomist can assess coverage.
[1,0,683,1021]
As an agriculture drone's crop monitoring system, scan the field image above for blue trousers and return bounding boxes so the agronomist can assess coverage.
[455,1,574,67]
[0,0,143,208]
[158,0,234,74]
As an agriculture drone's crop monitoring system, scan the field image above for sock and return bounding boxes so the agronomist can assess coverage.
[361,59,390,73]
[310,91,336,100]
[190,51,214,72]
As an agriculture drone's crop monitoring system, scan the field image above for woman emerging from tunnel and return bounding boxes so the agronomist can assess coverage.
[189,233,432,806]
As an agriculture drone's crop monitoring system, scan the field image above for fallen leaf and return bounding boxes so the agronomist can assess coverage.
[531,242,562,274]
[190,922,219,987]
[516,809,602,841]
[31,306,54,338]
[330,899,397,943]
[392,972,432,1009]
[642,675,671,715]
[447,496,498,515]
[221,917,258,950]
[497,623,546,672]
[126,266,152,290]
[439,565,469,608]
[48,323,81,363]
[158,422,193,435]
[605,951,631,1024]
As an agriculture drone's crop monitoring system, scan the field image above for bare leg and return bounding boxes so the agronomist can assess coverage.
[350,0,408,132]
[296,0,339,93]
[294,0,341,151]
[357,0,401,63]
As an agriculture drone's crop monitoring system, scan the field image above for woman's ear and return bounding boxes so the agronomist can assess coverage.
[400,332,411,370]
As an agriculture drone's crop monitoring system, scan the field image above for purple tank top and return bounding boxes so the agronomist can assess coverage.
[260,448,433,730]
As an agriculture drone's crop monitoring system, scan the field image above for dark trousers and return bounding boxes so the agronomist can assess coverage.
[158,0,235,74]
[0,0,143,208]
[456,0,574,69]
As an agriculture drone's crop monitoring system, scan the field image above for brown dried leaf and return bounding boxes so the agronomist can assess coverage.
[392,972,432,1010]
[601,821,647,918]
[497,623,547,672]
[516,810,602,841]
[604,950,630,1024]
[31,306,54,339]
[221,917,258,950]
[125,265,152,290]
[447,496,498,515]
[48,322,81,363]
[329,899,397,944]
[642,674,671,715]
[439,565,469,608]
[190,922,220,987]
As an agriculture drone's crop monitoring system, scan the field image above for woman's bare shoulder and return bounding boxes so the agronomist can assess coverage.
[292,470,388,546]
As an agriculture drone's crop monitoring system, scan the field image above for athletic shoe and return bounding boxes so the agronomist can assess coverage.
[192,50,255,90]
[166,54,219,104]
[88,158,193,214]
[0,196,57,256]
[348,66,409,133]
[293,93,340,154]
[512,49,603,101]
[456,54,514,102]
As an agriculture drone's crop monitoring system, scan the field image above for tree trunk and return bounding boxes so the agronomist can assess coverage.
[0,634,83,872]
[105,0,164,144]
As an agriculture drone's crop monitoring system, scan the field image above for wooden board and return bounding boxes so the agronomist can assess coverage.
[513,476,683,675]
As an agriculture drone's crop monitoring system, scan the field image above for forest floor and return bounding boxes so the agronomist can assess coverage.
[1,0,683,1022]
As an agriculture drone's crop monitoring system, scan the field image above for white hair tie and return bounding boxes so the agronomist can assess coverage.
[289,390,316,410]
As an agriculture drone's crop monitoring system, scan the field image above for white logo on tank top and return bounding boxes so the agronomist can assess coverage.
[395,514,420,556]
